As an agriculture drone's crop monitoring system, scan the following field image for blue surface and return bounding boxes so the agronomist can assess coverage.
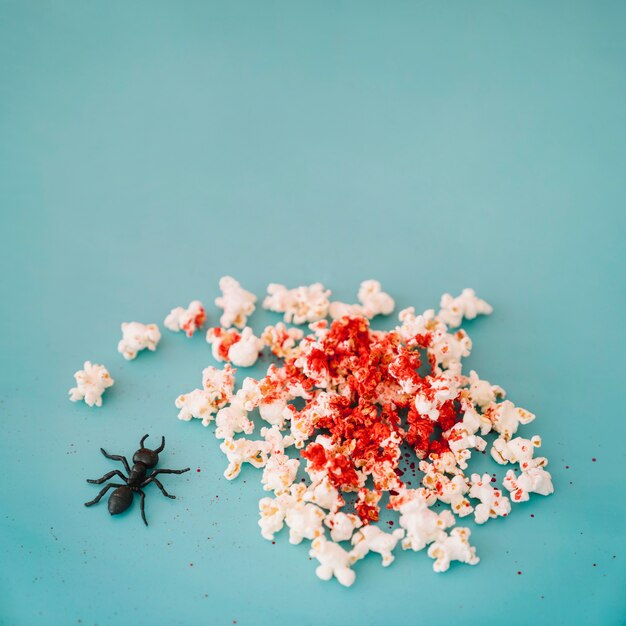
[1,2,625,625]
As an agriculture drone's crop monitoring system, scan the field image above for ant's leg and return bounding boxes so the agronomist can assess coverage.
[87,470,128,485]
[148,467,190,477]
[84,483,125,507]
[139,490,148,526]
[99,449,131,474]
[143,476,176,499]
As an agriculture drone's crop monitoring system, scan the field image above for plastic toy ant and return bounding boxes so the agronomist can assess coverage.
[84,434,190,525]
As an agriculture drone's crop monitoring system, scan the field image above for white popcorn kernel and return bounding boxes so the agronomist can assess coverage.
[117,322,161,360]
[303,476,343,512]
[164,300,206,337]
[261,454,299,492]
[215,276,257,329]
[202,364,236,400]
[219,438,268,480]
[438,288,493,328]
[328,301,366,320]
[357,280,395,317]
[469,473,511,524]
[215,402,254,440]
[467,370,505,410]
[258,496,287,541]
[503,467,554,503]
[427,527,480,572]
[175,389,217,426]
[486,400,536,441]
[263,283,331,324]
[227,327,263,367]
[285,501,326,545]
[324,512,362,542]
[309,537,356,587]
[69,361,114,407]
[351,525,405,567]
[261,323,304,359]
[398,496,455,552]
[491,435,546,470]
[420,464,473,517]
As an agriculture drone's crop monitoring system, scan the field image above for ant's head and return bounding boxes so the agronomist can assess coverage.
[133,434,165,468]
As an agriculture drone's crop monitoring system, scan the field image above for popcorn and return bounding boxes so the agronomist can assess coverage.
[117,322,161,360]
[263,283,331,324]
[215,276,257,329]
[398,496,455,552]
[158,282,553,584]
[351,525,405,567]
[485,400,536,441]
[219,437,268,480]
[175,364,236,426]
[427,527,480,572]
[491,435,546,470]
[324,512,362,542]
[309,537,357,587]
[227,328,264,367]
[285,501,326,545]
[261,323,304,359]
[206,327,263,367]
[503,467,554,503]
[164,300,206,337]
[438,288,493,328]
[69,361,114,407]
[357,280,395,317]
[468,473,511,524]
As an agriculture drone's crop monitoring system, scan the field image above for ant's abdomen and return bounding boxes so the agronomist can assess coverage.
[108,486,133,515]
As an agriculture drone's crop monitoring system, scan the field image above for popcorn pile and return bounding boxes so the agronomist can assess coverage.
[69,277,554,586]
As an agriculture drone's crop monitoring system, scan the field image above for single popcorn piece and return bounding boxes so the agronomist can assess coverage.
[427,527,480,573]
[491,435,547,470]
[164,300,206,337]
[485,400,536,441]
[330,279,394,320]
[263,283,331,324]
[438,288,493,328]
[503,467,554,503]
[261,323,304,359]
[220,437,268,480]
[468,473,512,524]
[398,496,455,552]
[324,512,362,542]
[467,370,505,410]
[215,276,257,329]
[207,327,263,367]
[420,462,473,517]
[351,525,405,567]
[309,536,357,587]
[69,361,114,407]
[285,501,326,545]
[117,322,161,360]
[175,364,236,426]
[261,427,300,493]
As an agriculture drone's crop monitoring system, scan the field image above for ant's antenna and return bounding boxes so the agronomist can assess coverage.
[155,436,165,453]
[140,434,149,448]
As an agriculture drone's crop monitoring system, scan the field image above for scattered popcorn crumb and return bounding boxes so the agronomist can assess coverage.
[69,361,114,407]
[164,300,206,337]
[117,322,161,360]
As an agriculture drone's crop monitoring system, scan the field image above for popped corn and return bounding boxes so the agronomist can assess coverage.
[263,282,331,324]
[215,276,257,329]
[117,322,161,360]
[172,282,553,584]
[69,361,114,407]
[164,300,206,337]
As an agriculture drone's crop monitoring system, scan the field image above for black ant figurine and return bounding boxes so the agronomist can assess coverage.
[84,434,190,526]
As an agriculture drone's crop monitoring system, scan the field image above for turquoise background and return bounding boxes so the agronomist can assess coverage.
[1,1,625,624]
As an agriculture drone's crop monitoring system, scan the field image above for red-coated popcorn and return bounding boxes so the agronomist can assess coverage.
[171,283,553,584]
[164,300,206,337]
